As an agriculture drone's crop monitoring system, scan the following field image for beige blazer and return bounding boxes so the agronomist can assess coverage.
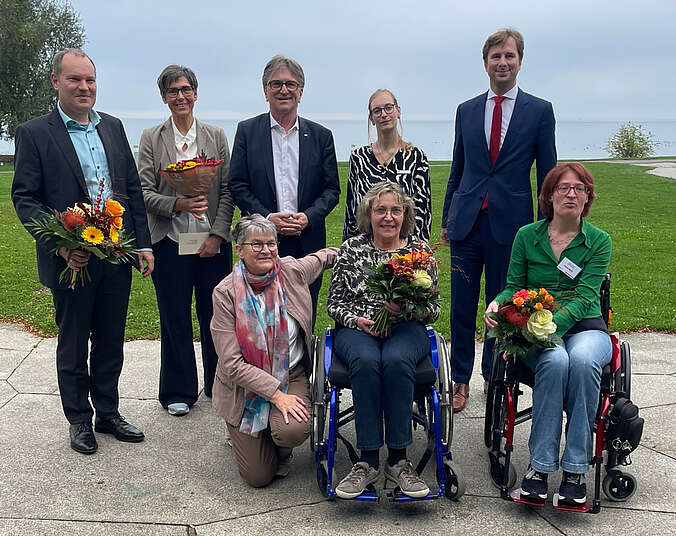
[210,248,338,427]
[138,118,234,244]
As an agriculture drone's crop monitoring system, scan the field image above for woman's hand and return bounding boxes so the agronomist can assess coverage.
[384,301,401,316]
[270,390,309,424]
[174,195,207,220]
[357,317,376,335]
[483,300,499,329]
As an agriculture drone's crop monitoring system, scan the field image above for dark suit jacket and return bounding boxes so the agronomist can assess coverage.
[11,108,151,289]
[442,89,556,246]
[228,113,340,254]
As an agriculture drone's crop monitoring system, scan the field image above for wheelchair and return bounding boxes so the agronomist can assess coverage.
[310,326,465,502]
[484,273,641,513]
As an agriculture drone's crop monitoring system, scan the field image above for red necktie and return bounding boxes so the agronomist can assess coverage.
[482,95,505,210]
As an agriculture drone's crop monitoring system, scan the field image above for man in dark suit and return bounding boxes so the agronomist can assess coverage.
[228,55,340,319]
[442,28,557,412]
[11,49,154,453]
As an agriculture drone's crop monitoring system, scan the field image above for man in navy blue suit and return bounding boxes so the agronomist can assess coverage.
[228,55,340,323]
[442,28,557,412]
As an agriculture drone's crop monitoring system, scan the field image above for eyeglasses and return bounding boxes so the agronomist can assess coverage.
[370,103,397,117]
[165,86,194,98]
[267,80,301,91]
[241,241,278,252]
[556,184,588,195]
[373,207,404,217]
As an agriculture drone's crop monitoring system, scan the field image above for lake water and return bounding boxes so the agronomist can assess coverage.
[2,118,675,161]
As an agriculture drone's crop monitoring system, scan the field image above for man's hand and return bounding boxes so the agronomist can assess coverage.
[357,317,376,335]
[138,251,154,278]
[197,235,222,258]
[59,247,90,271]
[174,195,207,220]
[483,300,499,329]
[441,227,450,246]
[270,389,309,424]
[269,212,306,236]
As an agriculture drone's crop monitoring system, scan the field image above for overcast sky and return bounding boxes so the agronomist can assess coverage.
[65,0,673,123]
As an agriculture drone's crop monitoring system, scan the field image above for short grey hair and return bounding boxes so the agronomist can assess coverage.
[52,48,96,76]
[233,215,278,245]
[157,64,198,97]
[356,182,416,239]
[262,55,305,88]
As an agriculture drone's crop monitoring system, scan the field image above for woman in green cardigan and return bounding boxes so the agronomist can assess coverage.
[484,162,611,506]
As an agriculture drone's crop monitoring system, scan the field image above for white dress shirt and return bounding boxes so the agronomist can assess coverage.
[168,117,211,242]
[484,85,519,150]
[270,113,299,213]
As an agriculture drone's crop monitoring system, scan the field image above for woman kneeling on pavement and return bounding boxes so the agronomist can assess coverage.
[210,215,337,487]
[327,182,440,498]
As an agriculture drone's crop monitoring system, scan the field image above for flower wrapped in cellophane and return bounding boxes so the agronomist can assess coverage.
[158,150,224,196]
[362,243,441,338]
[27,178,139,289]
[487,288,563,358]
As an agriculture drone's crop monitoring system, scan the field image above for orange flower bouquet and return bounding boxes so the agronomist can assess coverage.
[487,288,562,357]
[158,150,224,196]
[27,178,139,289]
[362,243,441,338]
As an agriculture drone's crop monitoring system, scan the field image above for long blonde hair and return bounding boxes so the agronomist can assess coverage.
[367,89,413,151]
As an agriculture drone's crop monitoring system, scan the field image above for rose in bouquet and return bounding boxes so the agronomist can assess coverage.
[158,149,224,196]
[362,243,441,338]
[27,178,139,289]
[487,288,563,358]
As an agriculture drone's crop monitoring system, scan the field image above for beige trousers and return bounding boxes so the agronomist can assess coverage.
[227,366,311,487]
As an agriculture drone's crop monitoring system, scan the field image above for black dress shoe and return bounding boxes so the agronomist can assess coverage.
[94,415,145,443]
[70,422,98,454]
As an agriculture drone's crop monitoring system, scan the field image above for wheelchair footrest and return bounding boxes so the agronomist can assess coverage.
[510,488,546,506]
[387,489,440,503]
[552,493,590,513]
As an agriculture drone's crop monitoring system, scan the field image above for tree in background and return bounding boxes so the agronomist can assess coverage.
[0,0,86,140]
[604,122,657,159]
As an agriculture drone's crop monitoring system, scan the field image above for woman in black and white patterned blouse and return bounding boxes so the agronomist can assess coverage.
[343,89,431,242]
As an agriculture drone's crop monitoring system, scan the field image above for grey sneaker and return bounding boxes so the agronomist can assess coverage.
[385,459,430,498]
[335,462,380,499]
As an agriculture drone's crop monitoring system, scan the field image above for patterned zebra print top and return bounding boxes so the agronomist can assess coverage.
[343,145,431,242]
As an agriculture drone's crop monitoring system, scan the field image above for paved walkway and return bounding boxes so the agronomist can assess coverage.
[0,323,674,535]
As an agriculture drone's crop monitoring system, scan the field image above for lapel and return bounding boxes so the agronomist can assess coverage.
[297,116,310,205]
[47,108,88,197]
[496,88,528,165]
[195,119,211,158]
[159,118,176,164]
[262,114,276,194]
[470,93,492,166]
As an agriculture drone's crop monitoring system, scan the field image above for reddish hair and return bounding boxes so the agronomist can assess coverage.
[538,162,597,219]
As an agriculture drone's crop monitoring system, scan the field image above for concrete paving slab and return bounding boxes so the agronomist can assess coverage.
[0,379,17,408]
[0,520,187,536]
[7,338,58,394]
[195,496,561,536]
[0,349,28,380]
[538,505,676,535]
[637,405,676,459]
[622,333,676,375]
[0,323,40,351]
[631,373,676,408]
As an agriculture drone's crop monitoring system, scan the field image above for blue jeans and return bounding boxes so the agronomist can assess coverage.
[522,330,612,474]
[334,322,429,450]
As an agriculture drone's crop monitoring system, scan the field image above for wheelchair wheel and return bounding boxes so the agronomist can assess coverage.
[489,453,517,489]
[436,333,453,446]
[317,460,329,498]
[310,332,328,453]
[484,350,506,449]
[441,460,466,500]
[602,469,637,502]
[620,341,631,399]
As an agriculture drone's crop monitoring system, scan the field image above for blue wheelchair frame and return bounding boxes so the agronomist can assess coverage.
[312,326,463,502]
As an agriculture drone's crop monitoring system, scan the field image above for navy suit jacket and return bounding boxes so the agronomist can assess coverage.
[228,113,340,254]
[11,108,151,289]
[442,89,556,246]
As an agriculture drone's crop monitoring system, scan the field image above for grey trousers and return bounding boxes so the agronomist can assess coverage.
[227,366,311,487]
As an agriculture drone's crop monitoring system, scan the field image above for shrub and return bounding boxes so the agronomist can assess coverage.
[604,123,656,159]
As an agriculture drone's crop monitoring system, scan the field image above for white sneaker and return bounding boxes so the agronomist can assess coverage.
[167,402,189,416]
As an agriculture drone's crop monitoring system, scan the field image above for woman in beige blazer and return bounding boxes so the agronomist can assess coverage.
[211,215,337,487]
[138,65,234,417]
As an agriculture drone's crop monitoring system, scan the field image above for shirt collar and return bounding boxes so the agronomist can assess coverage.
[171,117,196,145]
[57,102,100,129]
[269,112,299,132]
[487,85,519,102]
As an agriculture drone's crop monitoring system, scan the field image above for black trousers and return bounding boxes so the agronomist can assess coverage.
[278,235,321,328]
[152,237,232,407]
[51,259,132,424]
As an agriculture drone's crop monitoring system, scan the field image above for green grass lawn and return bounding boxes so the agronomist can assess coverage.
[1,161,674,339]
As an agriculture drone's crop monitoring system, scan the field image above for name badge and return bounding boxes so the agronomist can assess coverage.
[178,232,210,255]
[557,257,582,279]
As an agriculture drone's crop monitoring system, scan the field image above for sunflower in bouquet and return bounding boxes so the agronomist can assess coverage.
[27,178,139,289]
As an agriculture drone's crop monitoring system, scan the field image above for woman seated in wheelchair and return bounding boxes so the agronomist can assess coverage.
[327,182,440,499]
[210,215,337,487]
[484,162,612,506]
